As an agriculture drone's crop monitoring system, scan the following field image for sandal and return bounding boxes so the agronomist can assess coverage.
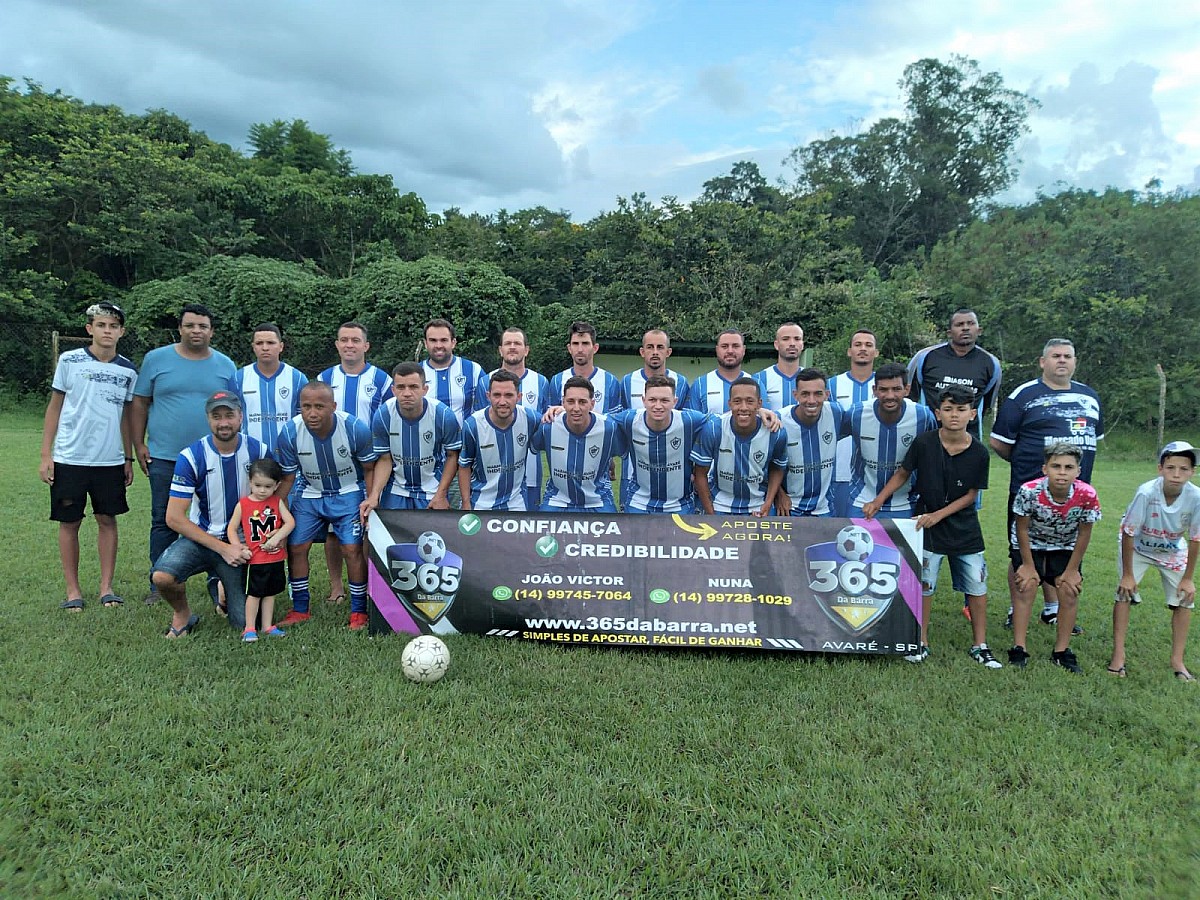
[164,614,200,639]
[1174,670,1196,682]
[1106,665,1126,678]
[60,598,84,611]
[100,593,124,608]
[325,593,346,605]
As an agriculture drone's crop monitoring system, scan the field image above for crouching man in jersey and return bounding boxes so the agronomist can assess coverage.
[275,382,378,631]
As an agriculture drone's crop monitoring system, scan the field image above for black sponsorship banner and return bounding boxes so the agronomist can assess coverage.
[366,510,923,655]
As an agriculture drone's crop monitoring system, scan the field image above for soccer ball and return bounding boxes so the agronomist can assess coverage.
[401,635,450,684]
[415,531,447,565]
[836,525,874,562]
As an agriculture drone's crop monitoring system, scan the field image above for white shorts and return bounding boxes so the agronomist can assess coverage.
[1117,553,1193,609]
[922,551,987,598]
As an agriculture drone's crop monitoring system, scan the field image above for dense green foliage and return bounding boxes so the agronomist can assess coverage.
[2,61,1198,425]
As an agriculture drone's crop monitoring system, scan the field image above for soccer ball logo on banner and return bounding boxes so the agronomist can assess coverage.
[386,531,463,625]
[804,523,901,634]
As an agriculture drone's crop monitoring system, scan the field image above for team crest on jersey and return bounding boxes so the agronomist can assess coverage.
[525,391,535,404]
[1070,417,1089,434]
[365,385,376,395]
[337,445,349,458]
[386,540,463,624]
[589,445,600,458]
[516,433,527,447]
[753,451,765,464]
[822,430,833,444]
[455,375,466,388]
[901,434,913,447]
[280,387,290,399]
[671,436,682,450]
[804,528,903,634]
[595,391,604,404]
[423,430,434,443]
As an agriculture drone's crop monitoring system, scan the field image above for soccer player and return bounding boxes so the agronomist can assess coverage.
[864,387,997,666]
[232,322,307,454]
[474,327,551,510]
[775,368,848,517]
[41,301,137,612]
[622,330,689,410]
[1109,441,1200,681]
[547,321,623,413]
[421,317,484,425]
[151,390,269,637]
[316,321,391,604]
[275,382,379,631]
[131,303,236,604]
[1006,443,1101,673]
[612,375,708,514]
[533,375,627,512]
[753,322,805,412]
[907,310,1001,443]
[828,329,878,517]
[692,378,788,516]
[363,362,463,512]
[458,370,540,511]
[991,338,1104,628]
[846,363,938,518]
[686,329,748,415]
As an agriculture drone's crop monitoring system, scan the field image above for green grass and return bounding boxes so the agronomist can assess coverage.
[1,409,1197,898]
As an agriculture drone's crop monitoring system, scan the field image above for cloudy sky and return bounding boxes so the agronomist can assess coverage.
[5,0,1198,219]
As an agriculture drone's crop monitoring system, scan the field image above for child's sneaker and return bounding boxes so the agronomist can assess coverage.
[242,629,258,643]
[1008,645,1030,668]
[904,644,930,663]
[349,612,369,631]
[1051,647,1083,674]
[279,610,311,626]
[264,626,287,638]
[969,644,1003,669]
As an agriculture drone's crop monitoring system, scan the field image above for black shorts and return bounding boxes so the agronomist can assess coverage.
[49,463,129,523]
[245,560,286,598]
[1009,549,1081,586]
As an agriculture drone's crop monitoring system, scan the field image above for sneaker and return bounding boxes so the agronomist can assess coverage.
[280,610,311,626]
[969,644,1003,669]
[349,612,369,631]
[264,626,287,637]
[1008,645,1030,668]
[1051,648,1083,674]
[1040,610,1058,625]
[242,629,258,643]
[1003,611,1013,629]
[904,644,930,663]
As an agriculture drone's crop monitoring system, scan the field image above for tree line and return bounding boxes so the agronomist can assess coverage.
[2,58,1197,428]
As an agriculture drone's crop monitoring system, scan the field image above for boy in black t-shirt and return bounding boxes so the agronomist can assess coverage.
[864,387,998,667]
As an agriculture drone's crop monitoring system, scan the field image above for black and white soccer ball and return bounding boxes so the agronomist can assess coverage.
[836,525,874,562]
[416,530,447,565]
[401,635,450,684]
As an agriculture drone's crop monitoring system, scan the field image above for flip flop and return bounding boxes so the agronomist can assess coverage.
[100,593,124,608]
[207,575,227,616]
[325,593,346,605]
[1174,670,1196,682]
[164,614,200,639]
[60,598,84,612]
[1106,665,1126,678]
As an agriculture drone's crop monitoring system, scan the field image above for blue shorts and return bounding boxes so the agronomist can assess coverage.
[850,503,914,519]
[523,486,542,512]
[624,499,696,515]
[379,494,427,511]
[922,551,988,597]
[290,493,364,546]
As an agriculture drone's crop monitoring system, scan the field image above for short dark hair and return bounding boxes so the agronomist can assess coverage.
[716,328,744,343]
[425,318,457,339]
[488,369,521,390]
[249,458,284,483]
[643,374,677,392]
[252,322,282,340]
[1044,441,1083,463]
[568,321,597,342]
[730,376,760,398]
[179,303,213,327]
[392,361,425,381]
[875,362,908,384]
[300,381,334,401]
[937,386,976,406]
[949,309,979,328]
[850,329,876,343]
[795,367,827,385]
[501,327,528,345]
[563,374,594,397]
[338,321,368,340]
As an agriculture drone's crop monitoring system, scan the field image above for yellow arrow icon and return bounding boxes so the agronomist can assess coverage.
[672,514,717,540]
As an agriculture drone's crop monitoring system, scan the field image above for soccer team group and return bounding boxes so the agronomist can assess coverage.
[41,303,1197,679]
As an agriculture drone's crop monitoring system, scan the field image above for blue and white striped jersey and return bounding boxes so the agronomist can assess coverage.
[621,368,689,410]
[459,407,539,510]
[474,368,551,495]
[371,398,462,505]
[234,362,308,454]
[170,434,269,537]
[276,411,377,499]
[613,408,708,513]
[828,371,874,484]
[691,415,789,515]
[684,370,745,415]
[423,355,485,424]
[548,366,624,414]
[753,365,800,412]
[533,413,628,510]
[317,363,391,424]
[780,402,849,516]
[848,399,938,512]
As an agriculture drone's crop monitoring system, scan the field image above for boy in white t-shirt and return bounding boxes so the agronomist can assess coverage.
[1109,441,1200,681]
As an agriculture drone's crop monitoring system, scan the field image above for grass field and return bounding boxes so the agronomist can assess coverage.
[1,407,1196,898]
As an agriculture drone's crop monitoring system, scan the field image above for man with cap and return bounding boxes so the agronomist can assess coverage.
[151,390,270,637]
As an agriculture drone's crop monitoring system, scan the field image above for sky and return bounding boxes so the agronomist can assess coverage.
[4,0,1198,220]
